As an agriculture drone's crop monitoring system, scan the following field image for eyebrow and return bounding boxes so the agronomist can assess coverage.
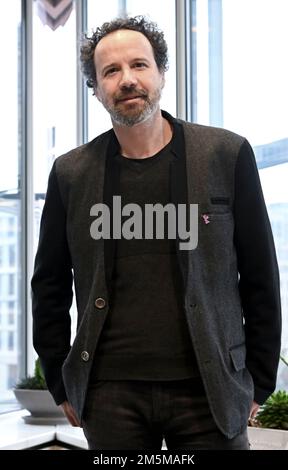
[101,57,150,76]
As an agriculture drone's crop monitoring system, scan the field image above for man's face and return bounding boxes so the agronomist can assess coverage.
[93,29,165,127]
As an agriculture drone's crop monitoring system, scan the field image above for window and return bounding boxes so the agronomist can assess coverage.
[8,246,16,267]
[191,0,288,390]
[8,332,15,352]
[8,275,15,297]
[8,302,14,314]
[0,0,22,411]
[1,0,177,414]
[8,301,15,326]
[7,218,15,238]
[33,0,77,226]
[0,0,78,414]
[32,0,78,344]
[7,365,18,390]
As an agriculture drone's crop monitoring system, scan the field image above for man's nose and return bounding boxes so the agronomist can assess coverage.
[119,67,137,88]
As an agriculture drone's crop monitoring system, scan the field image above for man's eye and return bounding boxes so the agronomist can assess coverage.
[105,68,117,76]
[134,62,147,68]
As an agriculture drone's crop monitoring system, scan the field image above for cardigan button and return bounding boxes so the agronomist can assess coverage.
[81,351,89,362]
[95,297,106,309]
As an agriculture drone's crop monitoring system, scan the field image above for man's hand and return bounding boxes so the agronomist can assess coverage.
[60,401,81,427]
[249,400,260,423]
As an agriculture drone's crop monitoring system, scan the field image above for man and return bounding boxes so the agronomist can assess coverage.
[32,16,281,450]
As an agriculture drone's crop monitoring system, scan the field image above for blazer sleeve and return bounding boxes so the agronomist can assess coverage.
[31,161,73,405]
[233,139,282,405]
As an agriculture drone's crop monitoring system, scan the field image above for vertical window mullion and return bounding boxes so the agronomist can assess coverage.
[76,0,88,146]
[22,0,34,377]
[175,0,187,120]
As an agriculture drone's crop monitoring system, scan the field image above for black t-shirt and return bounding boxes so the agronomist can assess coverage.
[91,141,199,381]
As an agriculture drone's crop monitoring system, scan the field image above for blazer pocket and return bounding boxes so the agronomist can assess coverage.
[210,197,230,205]
[229,343,246,372]
[201,209,232,219]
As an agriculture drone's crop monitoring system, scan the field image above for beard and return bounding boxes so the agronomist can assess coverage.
[102,86,162,127]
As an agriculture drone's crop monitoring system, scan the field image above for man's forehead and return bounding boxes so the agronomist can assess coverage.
[94,29,154,61]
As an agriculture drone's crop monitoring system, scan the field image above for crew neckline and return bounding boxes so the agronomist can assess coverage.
[118,139,173,164]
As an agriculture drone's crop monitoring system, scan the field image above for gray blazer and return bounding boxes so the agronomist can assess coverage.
[32,111,281,439]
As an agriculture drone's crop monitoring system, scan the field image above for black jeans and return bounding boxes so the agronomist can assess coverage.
[82,377,249,450]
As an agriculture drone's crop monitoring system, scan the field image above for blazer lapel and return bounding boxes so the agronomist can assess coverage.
[103,131,121,293]
[169,118,189,294]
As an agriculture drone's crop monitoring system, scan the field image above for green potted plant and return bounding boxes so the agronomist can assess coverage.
[15,357,47,390]
[248,355,288,450]
[255,390,288,430]
[13,358,66,424]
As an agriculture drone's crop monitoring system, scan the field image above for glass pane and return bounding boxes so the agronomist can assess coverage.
[86,0,176,140]
[193,0,288,389]
[33,2,77,200]
[32,1,77,337]
[0,1,22,412]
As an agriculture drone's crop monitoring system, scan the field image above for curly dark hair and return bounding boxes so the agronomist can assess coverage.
[80,16,169,89]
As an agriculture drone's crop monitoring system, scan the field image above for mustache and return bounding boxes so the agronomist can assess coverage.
[114,89,148,103]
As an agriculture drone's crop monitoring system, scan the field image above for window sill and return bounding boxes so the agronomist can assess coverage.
[2,410,286,450]
[0,410,88,450]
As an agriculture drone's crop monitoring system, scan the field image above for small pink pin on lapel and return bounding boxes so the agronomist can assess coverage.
[202,214,210,225]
